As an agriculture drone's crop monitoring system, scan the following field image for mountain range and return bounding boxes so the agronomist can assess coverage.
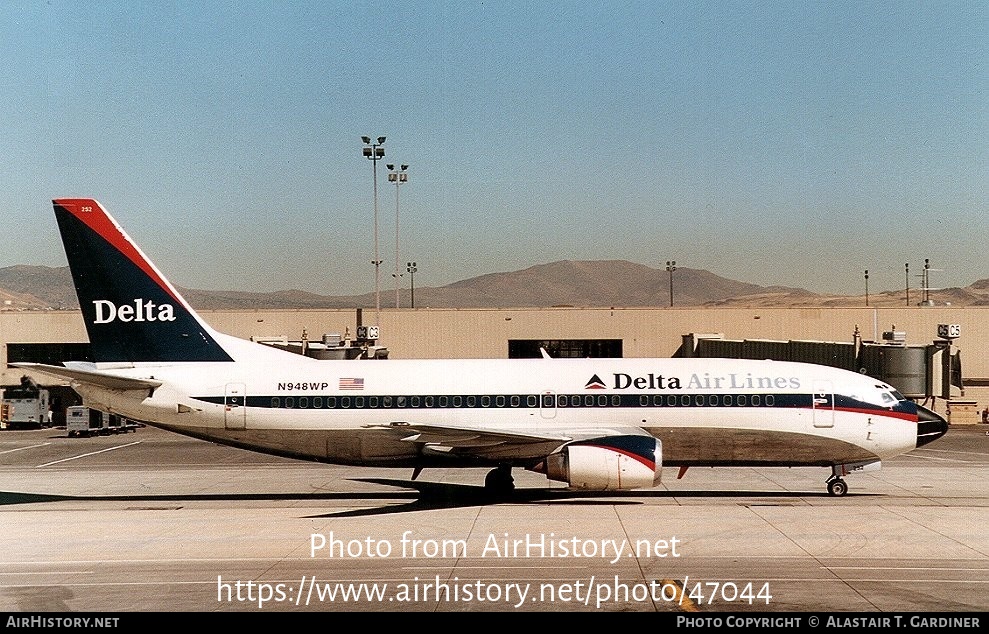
[2,261,988,310]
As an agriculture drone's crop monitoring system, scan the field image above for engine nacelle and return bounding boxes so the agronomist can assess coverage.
[541,435,662,491]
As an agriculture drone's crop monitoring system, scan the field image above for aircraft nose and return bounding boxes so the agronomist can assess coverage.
[915,404,948,447]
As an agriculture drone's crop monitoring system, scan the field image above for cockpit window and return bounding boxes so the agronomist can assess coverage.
[876,383,907,403]
[881,392,896,405]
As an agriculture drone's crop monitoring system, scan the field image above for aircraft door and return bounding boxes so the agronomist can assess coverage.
[224,383,247,430]
[812,380,834,428]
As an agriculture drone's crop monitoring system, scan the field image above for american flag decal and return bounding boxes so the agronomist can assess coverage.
[339,377,364,390]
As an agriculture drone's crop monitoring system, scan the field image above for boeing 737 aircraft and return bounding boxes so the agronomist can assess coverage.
[15,199,948,496]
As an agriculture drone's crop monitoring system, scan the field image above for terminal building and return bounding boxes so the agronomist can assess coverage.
[0,305,984,426]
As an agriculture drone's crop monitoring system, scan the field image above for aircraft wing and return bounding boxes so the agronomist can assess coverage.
[11,363,163,392]
[368,422,650,462]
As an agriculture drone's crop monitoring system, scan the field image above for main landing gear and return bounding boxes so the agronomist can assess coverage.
[826,467,848,497]
[484,465,515,494]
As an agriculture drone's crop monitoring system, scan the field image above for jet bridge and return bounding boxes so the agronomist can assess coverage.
[678,325,962,403]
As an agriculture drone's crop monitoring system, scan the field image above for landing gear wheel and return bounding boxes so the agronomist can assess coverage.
[484,466,515,494]
[827,477,848,497]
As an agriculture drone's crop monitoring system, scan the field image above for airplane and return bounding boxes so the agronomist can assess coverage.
[14,198,948,497]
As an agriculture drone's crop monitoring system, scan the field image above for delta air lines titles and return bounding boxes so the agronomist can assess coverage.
[596,372,802,391]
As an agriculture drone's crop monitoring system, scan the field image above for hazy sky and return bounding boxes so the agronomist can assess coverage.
[2,1,985,297]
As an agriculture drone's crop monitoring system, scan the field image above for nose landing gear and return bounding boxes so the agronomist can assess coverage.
[826,465,848,496]
[826,476,848,496]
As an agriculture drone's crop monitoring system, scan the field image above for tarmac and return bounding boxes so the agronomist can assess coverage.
[1,423,987,613]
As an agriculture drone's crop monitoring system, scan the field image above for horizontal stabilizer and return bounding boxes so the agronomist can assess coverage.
[12,363,163,392]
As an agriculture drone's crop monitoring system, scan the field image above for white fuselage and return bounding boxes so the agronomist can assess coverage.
[75,336,918,469]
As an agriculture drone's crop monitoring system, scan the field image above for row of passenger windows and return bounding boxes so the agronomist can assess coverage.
[267,393,777,409]
[272,395,541,409]
[639,394,773,407]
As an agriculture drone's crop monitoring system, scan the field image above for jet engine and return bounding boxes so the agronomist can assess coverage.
[538,435,662,491]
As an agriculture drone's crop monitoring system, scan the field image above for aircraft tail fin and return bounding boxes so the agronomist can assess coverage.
[52,199,234,363]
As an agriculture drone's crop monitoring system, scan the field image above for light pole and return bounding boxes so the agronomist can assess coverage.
[387,163,408,308]
[923,258,930,304]
[864,270,869,306]
[407,261,417,309]
[905,263,909,306]
[361,135,385,326]
[666,260,676,307]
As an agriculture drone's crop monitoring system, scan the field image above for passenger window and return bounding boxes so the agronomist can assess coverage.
[299,397,308,409]
[271,397,280,408]
[527,395,537,407]
[496,396,506,407]
[313,397,322,408]
[286,397,294,408]
[752,395,761,406]
[326,397,336,408]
